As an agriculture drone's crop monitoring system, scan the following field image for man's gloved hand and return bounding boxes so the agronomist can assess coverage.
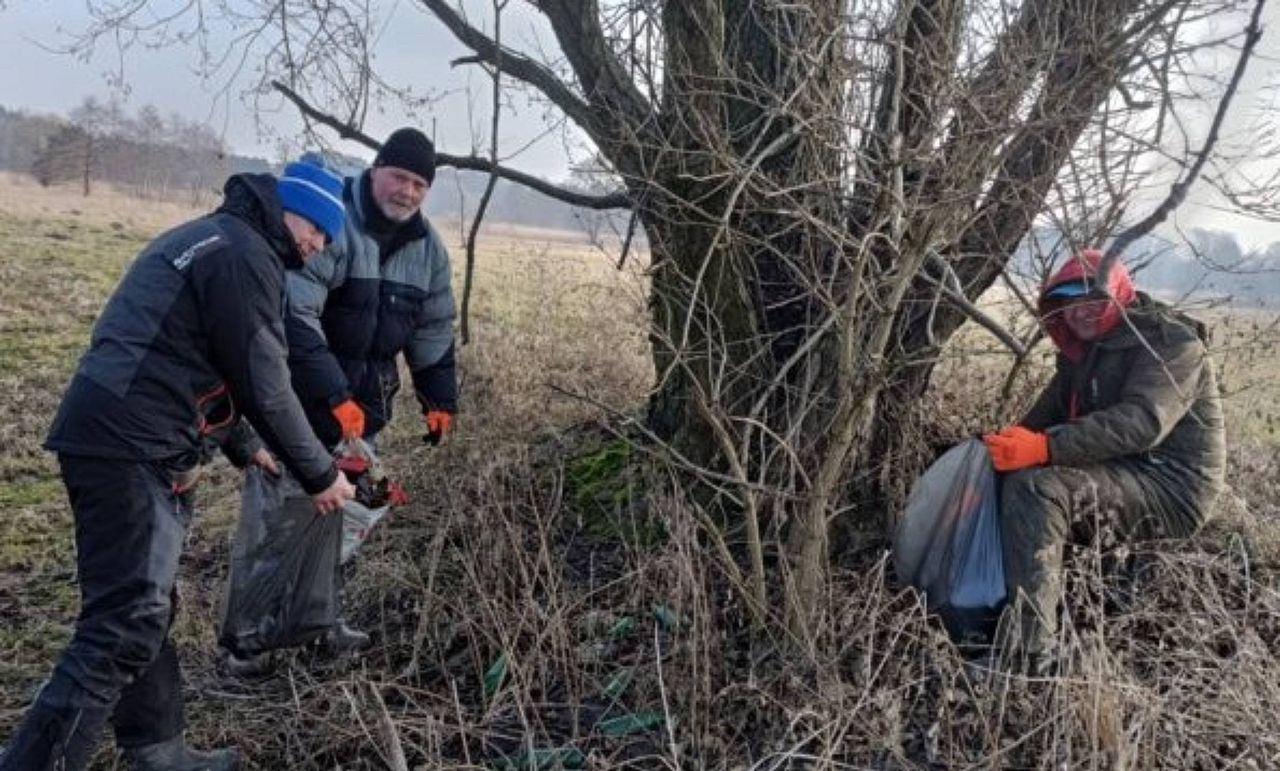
[424,410,454,446]
[332,399,365,440]
[982,426,1050,472]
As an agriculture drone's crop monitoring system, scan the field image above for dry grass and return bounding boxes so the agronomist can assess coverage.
[0,171,214,234]
[1,175,1279,769]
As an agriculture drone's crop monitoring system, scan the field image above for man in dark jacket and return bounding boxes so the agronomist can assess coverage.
[0,158,356,771]
[983,249,1226,672]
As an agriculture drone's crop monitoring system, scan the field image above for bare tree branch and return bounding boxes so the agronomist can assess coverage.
[272,80,382,147]
[1100,0,1268,285]
[272,79,631,210]
[925,252,1027,357]
[415,0,598,132]
[421,0,658,181]
[949,0,1158,294]
[460,0,508,346]
[617,209,640,270]
[533,0,655,130]
[890,0,1158,381]
[438,155,629,210]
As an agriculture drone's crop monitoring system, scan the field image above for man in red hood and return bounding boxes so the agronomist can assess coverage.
[983,249,1226,672]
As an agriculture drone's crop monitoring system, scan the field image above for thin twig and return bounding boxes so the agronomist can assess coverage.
[616,209,640,270]
[654,620,682,771]
[925,251,1027,357]
[369,682,410,771]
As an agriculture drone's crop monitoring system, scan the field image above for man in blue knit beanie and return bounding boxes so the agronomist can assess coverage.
[255,127,459,663]
[0,155,354,771]
[277,156,347,247]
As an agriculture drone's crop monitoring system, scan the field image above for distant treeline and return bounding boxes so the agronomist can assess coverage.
[0,100,270,203]
[0,100,634,241]
[422,167,635,240]
[1140,229,1280,309]
[1015,227,1280,310]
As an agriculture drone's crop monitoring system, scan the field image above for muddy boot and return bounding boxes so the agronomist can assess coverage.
[123,735,239,771]
[322,621,371,656]
[224,650,274,679]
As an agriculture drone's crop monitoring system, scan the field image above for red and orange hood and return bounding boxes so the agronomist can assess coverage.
[1038,248,1136,362]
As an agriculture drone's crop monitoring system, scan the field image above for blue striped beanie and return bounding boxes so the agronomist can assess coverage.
[277,156,346,243]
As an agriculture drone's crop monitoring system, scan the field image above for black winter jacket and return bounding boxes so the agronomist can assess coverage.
[45,174,338,494]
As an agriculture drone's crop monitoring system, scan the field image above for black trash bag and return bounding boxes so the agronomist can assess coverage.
[893,438,1005,642]
[219,467,341,656]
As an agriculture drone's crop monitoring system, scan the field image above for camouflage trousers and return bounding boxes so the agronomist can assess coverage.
[995,463,1200,669]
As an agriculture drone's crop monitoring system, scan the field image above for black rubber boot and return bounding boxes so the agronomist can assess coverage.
[323,564,370,656]
[0,699,111,771]
[123,735,240,771]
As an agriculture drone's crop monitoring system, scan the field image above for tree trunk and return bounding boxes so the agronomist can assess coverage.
[641,0,855,642]
[428,0,1195,642]
[647,0,847,444]
[81,134,93,197]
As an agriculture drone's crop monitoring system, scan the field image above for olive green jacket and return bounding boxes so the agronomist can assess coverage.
[1022,293,1226,526]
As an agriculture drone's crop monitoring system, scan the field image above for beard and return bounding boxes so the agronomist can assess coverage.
[378,198,419,222]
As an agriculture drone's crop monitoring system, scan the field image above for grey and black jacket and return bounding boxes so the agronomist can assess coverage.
[285,170,457,447]
[45,174,339,494]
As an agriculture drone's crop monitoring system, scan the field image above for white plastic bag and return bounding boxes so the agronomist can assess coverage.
[333,437,402,564]
[341,500,389,564]
[894,439,1005,633]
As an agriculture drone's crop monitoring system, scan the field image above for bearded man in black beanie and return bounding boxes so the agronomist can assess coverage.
[255,127,458,664]
[286,125,456,465]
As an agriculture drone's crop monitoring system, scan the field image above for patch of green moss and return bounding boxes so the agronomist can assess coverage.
[566,439,664,548]
[0,476,64,508]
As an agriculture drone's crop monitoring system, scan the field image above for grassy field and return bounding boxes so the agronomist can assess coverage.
[1,172,1278,769]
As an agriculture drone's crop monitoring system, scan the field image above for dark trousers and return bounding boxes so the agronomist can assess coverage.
[0,456,190,771]
[996,463,1200,662]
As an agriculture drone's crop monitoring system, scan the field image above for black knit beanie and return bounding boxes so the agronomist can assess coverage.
[373,128,436,184]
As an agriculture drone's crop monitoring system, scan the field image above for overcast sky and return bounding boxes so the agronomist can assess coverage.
[3,1,1280,247]
[0,0,577,178]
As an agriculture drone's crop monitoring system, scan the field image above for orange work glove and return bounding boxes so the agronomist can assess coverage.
[424,410,453,446]
[332,399,365,440]
[982,426,1050,472]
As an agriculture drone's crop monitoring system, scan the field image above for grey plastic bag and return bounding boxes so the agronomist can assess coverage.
[893,438,1005,636]
[219,467,341,656]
